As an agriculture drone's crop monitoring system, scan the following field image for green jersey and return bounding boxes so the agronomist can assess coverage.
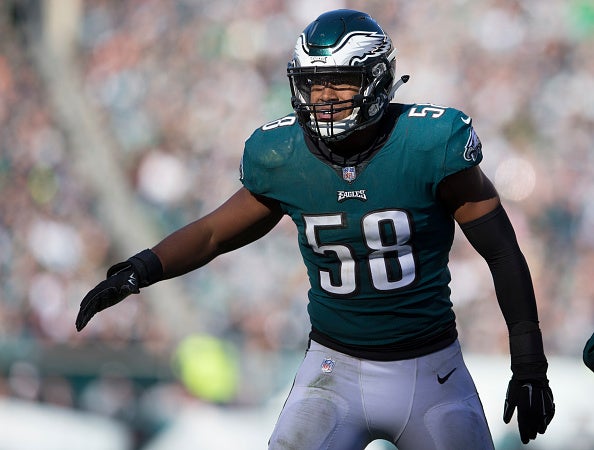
[240,103,482,348]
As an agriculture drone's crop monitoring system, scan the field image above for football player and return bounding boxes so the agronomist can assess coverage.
[76,9,555,449]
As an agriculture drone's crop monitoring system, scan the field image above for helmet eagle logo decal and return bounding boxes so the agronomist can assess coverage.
[299,31,390,66]
[346,32,391,65]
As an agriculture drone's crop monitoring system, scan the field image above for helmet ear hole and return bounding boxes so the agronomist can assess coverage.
[352,94,365,107]
[359,93,387,121]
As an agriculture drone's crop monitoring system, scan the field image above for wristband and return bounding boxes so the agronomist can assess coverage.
[107,249,163,287]
[129,249,163,287]
[509,321,548,380]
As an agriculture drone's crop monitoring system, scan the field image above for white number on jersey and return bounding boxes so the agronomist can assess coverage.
[303,210,416,295]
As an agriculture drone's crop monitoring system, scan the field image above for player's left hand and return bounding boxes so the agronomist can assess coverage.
[503,378,555,444]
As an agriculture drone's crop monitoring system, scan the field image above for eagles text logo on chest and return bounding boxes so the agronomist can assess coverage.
[337,190,367,202]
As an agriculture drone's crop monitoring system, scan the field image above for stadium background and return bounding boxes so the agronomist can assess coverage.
[1,0,593,448]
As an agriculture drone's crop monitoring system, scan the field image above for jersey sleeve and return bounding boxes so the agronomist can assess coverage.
[440,109,483,180]
[240,128,269,196]
[239,114,301,199]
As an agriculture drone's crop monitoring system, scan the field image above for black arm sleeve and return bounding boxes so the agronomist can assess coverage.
[460,204,538,327]
[461,204,547,379]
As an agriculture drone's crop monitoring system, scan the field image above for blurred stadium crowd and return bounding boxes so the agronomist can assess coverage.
[1,0,593,448]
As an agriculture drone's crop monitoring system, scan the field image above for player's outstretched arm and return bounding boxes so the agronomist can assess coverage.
[152,187,283,278]
[76,187,283,331]
[439,167,555,444]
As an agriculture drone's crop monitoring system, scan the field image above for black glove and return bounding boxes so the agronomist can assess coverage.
[503,322,555,444]
[75,249,163,331]
[503,377,554,444]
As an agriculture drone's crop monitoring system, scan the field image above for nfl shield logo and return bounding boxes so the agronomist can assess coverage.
[342,166,356,182]
[321,358,335,374]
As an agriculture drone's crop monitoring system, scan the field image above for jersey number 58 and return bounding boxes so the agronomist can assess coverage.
[303,210,416,296]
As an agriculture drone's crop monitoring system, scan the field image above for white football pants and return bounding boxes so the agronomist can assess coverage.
[268,339,494,450]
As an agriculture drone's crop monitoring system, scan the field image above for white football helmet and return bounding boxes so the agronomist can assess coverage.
[288,9,399,142]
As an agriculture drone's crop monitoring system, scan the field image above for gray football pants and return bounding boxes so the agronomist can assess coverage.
[268,339,494,450]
